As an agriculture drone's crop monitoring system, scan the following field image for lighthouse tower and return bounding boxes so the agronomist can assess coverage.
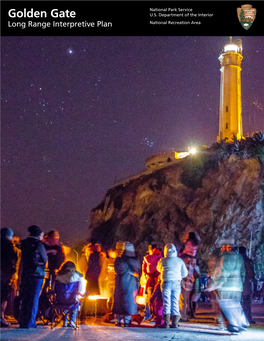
[217,37,243,142]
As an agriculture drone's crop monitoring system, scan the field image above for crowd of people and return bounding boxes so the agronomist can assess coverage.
[1,226,65,328]
[0,225,260,334]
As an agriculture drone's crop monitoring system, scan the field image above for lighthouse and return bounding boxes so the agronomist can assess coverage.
[217,38,243,142]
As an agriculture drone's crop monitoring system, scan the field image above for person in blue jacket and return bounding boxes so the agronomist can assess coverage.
[112,242,140,327]
[19,225,48,328]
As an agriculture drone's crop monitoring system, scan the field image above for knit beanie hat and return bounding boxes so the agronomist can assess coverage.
[28,225,43,237]
[1,227,14,239]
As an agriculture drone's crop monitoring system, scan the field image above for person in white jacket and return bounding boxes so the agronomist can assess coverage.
[157,243,188,328]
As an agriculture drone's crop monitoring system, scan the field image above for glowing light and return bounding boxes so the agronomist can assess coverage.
[80,278,87,296]
[136,295,146,305]
[61,245,71,255]
[88,295,108,300]
[224,44,238,53]
[88,295,101,300]
[189,148,197,154]
[175,151,189,159]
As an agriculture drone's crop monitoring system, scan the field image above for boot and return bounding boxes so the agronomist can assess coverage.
[158,314,170,328]
[170,315,180,328]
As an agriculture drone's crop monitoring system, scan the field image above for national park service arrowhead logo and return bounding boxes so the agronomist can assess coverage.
[237,4,256,30]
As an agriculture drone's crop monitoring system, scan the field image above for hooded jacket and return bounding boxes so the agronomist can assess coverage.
[55,269,85,305]
[157,244,188,283]
[142,248,162,276]
[214,250,245,292]
[113,251,141,315]
[142,248,162,289]
[56,268,84,285]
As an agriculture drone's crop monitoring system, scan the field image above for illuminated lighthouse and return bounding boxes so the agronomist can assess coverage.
[217,37,243,142]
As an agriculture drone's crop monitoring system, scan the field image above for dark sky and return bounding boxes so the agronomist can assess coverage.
[1,36,264,245]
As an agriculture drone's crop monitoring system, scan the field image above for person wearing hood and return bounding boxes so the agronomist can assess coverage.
[19,225,48,329]
[157,243,188,329]
[112,242,141,327]
[207,238,246,333]
[55,261,86,328]
[1,228,18,327]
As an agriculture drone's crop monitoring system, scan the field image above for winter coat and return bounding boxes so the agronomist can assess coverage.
[44,243,65,273]
[240,254,257,295]
[142,249,162,290]
[214,250,245,292]
[55,269,85,305]
[1,238,18,279]
[142,249,162,275]
[85,250,101,295]
[21,237,48,279]
[157,244,188,284]
[112,252,141,315]
[180,253,200,291]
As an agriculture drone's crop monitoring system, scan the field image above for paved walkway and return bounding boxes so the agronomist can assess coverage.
[1,305,264,341]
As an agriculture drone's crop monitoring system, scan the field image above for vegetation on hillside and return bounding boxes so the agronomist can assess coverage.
[180,132,264,189]
[211,132,264,163]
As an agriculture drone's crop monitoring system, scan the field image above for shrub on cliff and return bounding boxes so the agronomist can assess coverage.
[180,132,264,189]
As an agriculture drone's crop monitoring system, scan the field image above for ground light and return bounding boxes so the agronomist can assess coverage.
[87,295,99,322]
[87,295,109,323]
[88,295,101,300]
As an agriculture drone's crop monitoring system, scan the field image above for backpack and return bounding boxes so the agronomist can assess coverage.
[21,238,46,277]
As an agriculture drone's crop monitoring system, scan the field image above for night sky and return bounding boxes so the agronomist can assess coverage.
[1,36,264,245]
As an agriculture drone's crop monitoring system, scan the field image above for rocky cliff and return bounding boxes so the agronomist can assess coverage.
[88,136,264,273]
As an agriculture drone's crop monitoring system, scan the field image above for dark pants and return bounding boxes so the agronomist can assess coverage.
[1,274,12,302]
[116,314,131,324]
[242,294,252,323]
[144,286,154,319]
[180,288,191,320]
[154,302,163,326]
[20,277,44,328]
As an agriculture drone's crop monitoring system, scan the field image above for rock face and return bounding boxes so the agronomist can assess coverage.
[88,149,264,274]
